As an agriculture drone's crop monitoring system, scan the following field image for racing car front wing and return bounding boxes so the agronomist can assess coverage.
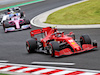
[21,25,32,29]
[54,44,97,57]
[4,24,31,32]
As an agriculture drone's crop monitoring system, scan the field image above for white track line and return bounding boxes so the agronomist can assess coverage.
[0,60,9,63]
[31,62,75,66]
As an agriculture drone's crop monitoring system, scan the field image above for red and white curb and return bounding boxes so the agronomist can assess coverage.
[0,63,100,75]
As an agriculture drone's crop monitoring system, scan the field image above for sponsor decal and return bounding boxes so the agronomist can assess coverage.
[6,27,15,31]
[68,39,74,43]
[71,42,75,44]
[22,25,30,29]
[9,14,13,17]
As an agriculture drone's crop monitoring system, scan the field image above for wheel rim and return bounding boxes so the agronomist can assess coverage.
[26,43,30,53]
[80,37,85,45]
[48,45,52,54]
[3,25,5,30]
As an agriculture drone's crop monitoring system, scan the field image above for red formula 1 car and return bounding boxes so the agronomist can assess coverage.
[26,27,97,57]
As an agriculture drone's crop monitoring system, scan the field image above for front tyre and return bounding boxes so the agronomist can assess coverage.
[48,41,59,57]
[26,38,37,53]
[80,34,91,46]
[3,21,10,33]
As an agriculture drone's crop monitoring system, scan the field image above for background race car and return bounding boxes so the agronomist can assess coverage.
[7,7,21,14]
[26,27,97,57]
[3,15,31,33]
[0,7,25,24]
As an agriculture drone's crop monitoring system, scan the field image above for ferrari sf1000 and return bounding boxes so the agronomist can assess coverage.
[26,27,97,57]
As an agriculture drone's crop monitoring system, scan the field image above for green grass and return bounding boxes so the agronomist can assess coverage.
[45,0,100,25]
[0,73,11,75]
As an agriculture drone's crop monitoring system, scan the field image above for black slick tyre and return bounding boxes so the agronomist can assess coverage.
[26,38,37,53]
[48,41,59,57]
[80,34,91,46]
[0,18,2,23]
[25,20,30,24]
[20,12,25,18]
[3,21,10,32]
[3,21,9,28]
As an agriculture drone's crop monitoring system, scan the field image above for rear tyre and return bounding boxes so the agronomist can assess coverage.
[48,41,59,57]
[80,34,91,46]
[3,21,10,32]
[20,12,25,18]
[93,40,97,47]
[25,20,30,24]
[0,18,2,23]
[26,38,37,53]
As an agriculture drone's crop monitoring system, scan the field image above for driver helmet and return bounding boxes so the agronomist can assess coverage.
[7,9,10,12]
[13,14,16,17]
[57,34,61,37]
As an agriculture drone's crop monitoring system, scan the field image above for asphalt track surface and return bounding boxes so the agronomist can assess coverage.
[0,0,100,71]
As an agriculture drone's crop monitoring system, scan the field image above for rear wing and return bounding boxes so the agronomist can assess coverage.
[30,27,53,37]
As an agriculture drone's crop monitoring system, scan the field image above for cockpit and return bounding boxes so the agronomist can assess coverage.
[11,16,20,21]
[52,31,64,37]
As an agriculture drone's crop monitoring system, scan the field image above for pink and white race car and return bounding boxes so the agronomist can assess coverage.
[3,15,31,33]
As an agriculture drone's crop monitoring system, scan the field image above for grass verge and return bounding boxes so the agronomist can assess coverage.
[0,73,11,75]
[45,0,100,25]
